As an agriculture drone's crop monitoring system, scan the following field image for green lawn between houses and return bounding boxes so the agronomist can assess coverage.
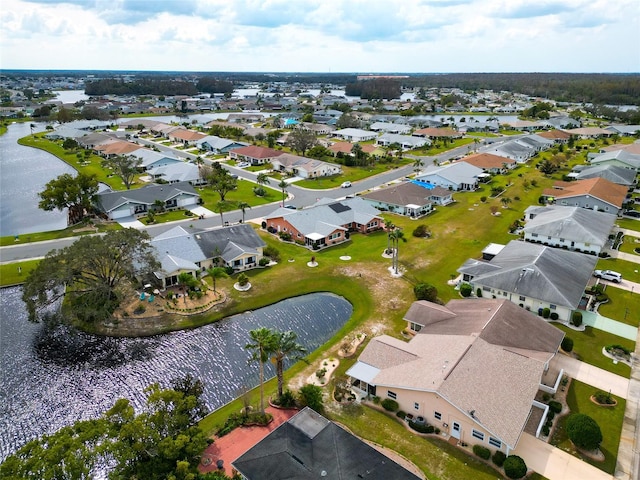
[550,379,626,475]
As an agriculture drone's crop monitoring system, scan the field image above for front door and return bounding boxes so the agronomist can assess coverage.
[452,421,461,440]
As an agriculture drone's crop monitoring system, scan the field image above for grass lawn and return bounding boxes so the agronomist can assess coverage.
[139,208,200,225]
[553,325,633,378]
[616,218,640,232]
[596,258,640,284]
[597,286,640,327]
[0,260,41,286]
[196,179,281,213]
[0,221,121,247]
[294,160,413,189]
[550,379,626,474]
[618,232,640,256]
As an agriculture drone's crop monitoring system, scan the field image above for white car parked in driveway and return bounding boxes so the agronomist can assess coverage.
[593,269,622,283]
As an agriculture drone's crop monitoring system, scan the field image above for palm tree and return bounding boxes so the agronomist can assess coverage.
[177,272,195,305]
[237,201,251,223]
[256,172,270,186]
[278,179,288,207]
[206,266,228,293]
[216,200,228,226]
[270,331,307,399]
[246,328,276,414]
[412,158,423,175]
[385,222,395,255]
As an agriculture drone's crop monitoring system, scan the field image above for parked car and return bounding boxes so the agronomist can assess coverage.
[284,205,297,210]
[341,181,352,188]
[593,270,622,283]
[237,162,250,168]
[624,210,640,218]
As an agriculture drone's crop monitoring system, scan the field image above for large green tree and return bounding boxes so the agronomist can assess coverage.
[102,154,142,190]
[0,379,209,480]
[22,229,159,323]
[38,172,99,224]
[285,129,317,156]
[201,163,238,201]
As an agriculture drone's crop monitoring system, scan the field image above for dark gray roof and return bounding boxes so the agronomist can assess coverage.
[97,182,198,213]
[361,181,434,208]
[575,164,637,186]
[232,407,420,480]
[458,240,598,309]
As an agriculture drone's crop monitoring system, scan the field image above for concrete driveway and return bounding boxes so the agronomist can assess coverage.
[513,433,612,480]
[552,354,629,399]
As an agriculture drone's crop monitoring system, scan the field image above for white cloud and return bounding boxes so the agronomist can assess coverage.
[0,0,637,72]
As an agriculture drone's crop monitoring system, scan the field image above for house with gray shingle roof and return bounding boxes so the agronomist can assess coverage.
[147,162,204,185]
[571,163,637,187]
[588,149,640,172]
[264,197,383,249]
[129,148,183,171]
[347,298,564,455]
[375,133,428,150]
[271,153,342,178]
[149,224,266,287]
[195,135,247,154]
[522,205,617,255]
[415,162,483,191]
[457,240,598,321]
[360,181,434,217]
[96,181,200,220]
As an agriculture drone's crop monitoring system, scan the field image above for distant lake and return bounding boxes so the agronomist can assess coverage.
[53,90,90,104]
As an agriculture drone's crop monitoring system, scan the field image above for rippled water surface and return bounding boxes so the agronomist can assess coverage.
[0,287,351,460]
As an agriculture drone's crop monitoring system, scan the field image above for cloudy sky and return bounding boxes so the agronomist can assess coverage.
[1,0,638,73]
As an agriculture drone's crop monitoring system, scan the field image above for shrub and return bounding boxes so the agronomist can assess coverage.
[572,311,583,327]
[542,308,550,319]
[298,384,323,412]
[237,273,249,287]
[593,390,615,405]
[547,410,555,421]
[412,224,431,238]
[492,450,506,467]
[396,410,407,419]
[274,390,296,408]
[548,400,562,414]
[133,303,146,315]
[460,283,473,297]
[504,455,527,479]
[542,425,550,436]
[259,257,270,266]
[253,186,266,197]
[561,336,574,353]
[372,396,380,405]
[476,287,482,298]
[263,245,280,262]
[414,283,438,302]
[278,231,292,241]
[480,196,487,202]
[381,398,399,412]
[542,392,550,402]
[566,414,603,450]
[408,421,434,434]
[473,444,491,460]
[550,312,559,320]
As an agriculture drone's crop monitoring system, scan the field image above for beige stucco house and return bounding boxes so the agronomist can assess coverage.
[347,299,564,455]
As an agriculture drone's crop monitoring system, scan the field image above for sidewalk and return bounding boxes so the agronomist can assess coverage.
[513,433,612,480]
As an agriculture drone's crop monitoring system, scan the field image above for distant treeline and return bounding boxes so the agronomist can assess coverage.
[345,79,402,99]
[195,77,234,94]
[85,78,198,96]
[403,73,640,106]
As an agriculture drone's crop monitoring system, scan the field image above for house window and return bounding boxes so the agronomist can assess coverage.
[489,437,502,448]
[472,429,485,441]
[519,295,525,301]
[550,304,556,310]
[531,233,538,238]
[434,411,442,420]
[410,322,422,332]
[414,402,420,410]
[387,391,397,400]
[559,238,565,242]
[483,286,491,292]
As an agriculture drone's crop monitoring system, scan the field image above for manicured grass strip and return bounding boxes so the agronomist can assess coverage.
[550,379,625,474]
[597,287,640,327]
[0,260,41,286]
[0,222,121,247]
[618,233,640,255]
[554,325,633,378]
